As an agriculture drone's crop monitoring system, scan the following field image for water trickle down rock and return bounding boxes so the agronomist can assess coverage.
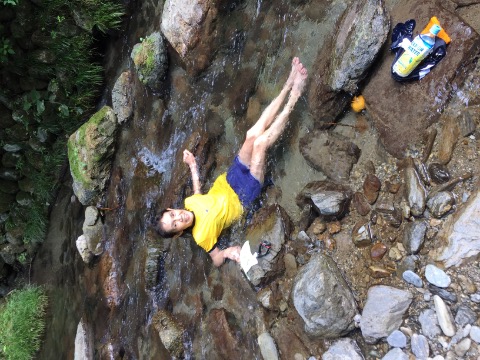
[151,310,185,358]
[434,190,480,268]
[244,205,292,287]
[68,106,119,206]
[360,285,413,344]
[292,253,357,338]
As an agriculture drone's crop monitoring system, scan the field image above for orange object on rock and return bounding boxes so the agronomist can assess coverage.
[421,16,451,44]
[351,95,366,112]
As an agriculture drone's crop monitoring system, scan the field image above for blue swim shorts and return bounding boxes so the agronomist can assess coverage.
[226,156,262,208]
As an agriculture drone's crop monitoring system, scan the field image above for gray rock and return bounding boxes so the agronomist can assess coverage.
[68,106,119,205]
[428,285,457,303]
[454,305,477,327]
[470,325,480,343]
[403,220,427,254]
[381,348,408,360]
[258,332,279,360]
[418,309,441,340]
[131,32,168,93]
[360,285,413,344]
[427,191,455,218]
[425,264,451,288]
[433,295,456,337]
[471,293,480,303]
[411,333,429,359]
[454,338,471,357]
[386,330,407,348]
[329,0,389,93]
[296,181,352,218]
[112,71,134,124]
[435,190,480,268]
[402,270,423,287]
[74,318,94,360]
[292,253,357,338]
[322,338,364,360]
[244,205,290,286]
[161,0,218,75]
[299,130,360,183]
[404,163,426,217]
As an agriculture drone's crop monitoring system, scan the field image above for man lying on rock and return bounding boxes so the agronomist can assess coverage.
[154,57,308,267]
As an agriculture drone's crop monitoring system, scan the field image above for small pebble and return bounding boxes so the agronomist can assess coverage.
[381,348,408,360]
[454,337,471,357]
[470,293,480,303]
[411,333,429,359]
[387,330,407,348]
[433,295,456,337]
[470,325,480,343]
[425,264,451,288]
[402,270,423,287]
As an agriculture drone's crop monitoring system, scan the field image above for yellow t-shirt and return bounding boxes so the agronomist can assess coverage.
[184,173,244,252]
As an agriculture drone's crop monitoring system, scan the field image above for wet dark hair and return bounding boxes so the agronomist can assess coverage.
[153,208,176,238]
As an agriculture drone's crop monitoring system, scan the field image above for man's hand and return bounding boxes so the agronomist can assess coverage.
[223,246,241,263]
[209,246,241,267]
[183,149,196,167]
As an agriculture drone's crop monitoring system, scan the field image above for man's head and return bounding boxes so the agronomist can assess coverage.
[154,208,195,238]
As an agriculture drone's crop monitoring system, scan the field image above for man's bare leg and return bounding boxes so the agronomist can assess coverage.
[249,64,308,183]
[238,58,301,166]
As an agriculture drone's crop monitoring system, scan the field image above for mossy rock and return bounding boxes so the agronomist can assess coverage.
[67,106,119,205]
[131,32,168,93]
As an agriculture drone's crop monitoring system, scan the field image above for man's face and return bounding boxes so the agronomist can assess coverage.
[159,208,194,233]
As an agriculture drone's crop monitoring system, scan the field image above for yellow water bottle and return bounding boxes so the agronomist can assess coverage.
[392,24,442,77]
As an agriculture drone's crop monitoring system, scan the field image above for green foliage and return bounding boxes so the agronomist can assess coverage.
[0,38,15,63]
[0,286,48,360]
[0,0,124,244]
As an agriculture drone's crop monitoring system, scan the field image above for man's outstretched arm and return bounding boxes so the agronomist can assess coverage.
[209,246,241,267]
[183,149,201,194]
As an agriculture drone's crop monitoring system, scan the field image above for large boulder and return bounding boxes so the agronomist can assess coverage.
[292,253,357,338]
[243,205,292,287]
[434,190,480,268]
[131,32,168,93]
[68,106,119,205]
[308,0,390,122]
[362,0,480,158]
[161,0,219,75]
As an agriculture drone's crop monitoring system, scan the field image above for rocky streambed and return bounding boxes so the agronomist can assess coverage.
[29,0,480,358]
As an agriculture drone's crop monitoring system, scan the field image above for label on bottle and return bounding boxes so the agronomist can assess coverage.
[393,36,433,77]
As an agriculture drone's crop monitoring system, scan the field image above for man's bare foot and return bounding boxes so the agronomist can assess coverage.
[285,57,300,90]
[291,62,308,99]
